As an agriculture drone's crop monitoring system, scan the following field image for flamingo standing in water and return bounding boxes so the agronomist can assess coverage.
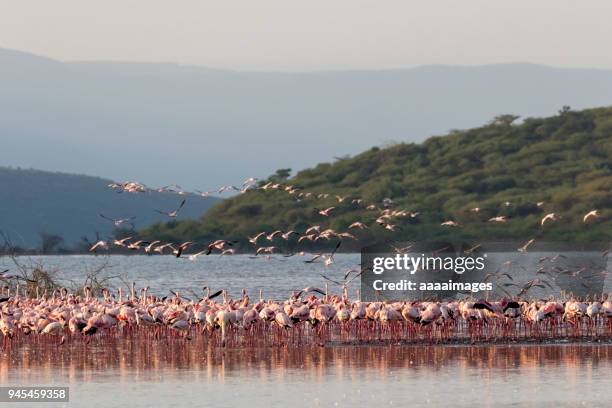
[0,282,610,350]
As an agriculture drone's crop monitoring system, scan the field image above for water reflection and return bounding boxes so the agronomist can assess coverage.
[2,341,611,383]
[2,343,612,407]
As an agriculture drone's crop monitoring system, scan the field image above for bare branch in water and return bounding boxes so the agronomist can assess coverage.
[1,232,123,297]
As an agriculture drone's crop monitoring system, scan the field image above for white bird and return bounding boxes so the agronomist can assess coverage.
[337,232,357,240]
[305,225,321,234]
[348,222,368,229]
[248,232,266,245]
[241,185,257,193]
[541,213,559,226]
[464,244,482,254]
[317,207,335,216]
[281,231,300,240]
[275,311,293,329]
[256,246,276,255]
[218,185,239,194]
[241,177,258,187]
[518,238,535,252]
[488,216,508,223]
[113,181,147,193]
[173,241,195,257]
[220,249,236,256]
[583,209,599,223]
[127,239,150,250]
[157,184,182,193]
[441,220,460,227]
[99,214,136,228]
[376,216,390,224]
[298,234,316,243]
[89,241,108,252]
[266,230,283,241]
[144,241,161,253]
[41,322,64,335]
[155,199,186,218]
[188,250,207,261]
[127,240,149,250]
[206,240,235,254]
[154,243,174,254]
[390,244,413,254]
[113,236,133,247]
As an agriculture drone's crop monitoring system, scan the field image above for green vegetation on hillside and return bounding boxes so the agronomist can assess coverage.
[141,107,612,248]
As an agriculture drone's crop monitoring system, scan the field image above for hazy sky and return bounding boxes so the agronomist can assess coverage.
[1,0,611,71]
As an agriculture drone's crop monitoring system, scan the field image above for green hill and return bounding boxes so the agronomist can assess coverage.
[141,107,612,248]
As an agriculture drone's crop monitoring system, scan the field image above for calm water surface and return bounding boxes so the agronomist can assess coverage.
[1,343,611,407]
[1,254,610,299]
[0,254,362,299]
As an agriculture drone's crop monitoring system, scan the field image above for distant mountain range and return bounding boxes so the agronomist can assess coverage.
[2,47,612,189]
[0,167,218,249]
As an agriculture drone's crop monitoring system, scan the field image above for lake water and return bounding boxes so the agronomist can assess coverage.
[2,343,611,407]
[1,253,610,300]
[0,254,362,299]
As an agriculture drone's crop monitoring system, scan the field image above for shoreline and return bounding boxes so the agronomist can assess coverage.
[3,328,611,353]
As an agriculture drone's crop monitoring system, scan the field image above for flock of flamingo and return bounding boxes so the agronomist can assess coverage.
[1,285,611,350]
[93,177,606,262]
[1,176,610,349]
